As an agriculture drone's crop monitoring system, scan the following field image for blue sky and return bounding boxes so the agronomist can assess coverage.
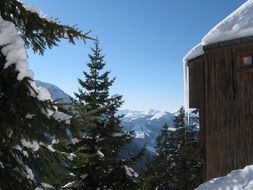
[24,0,244,112]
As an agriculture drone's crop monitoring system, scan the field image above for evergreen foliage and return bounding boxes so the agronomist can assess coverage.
[0,44,69,189]
[0,1,204,189]
[0,0,92,55]
[140,107,202,190]
[0,1,92,189]
[64,40,139,190]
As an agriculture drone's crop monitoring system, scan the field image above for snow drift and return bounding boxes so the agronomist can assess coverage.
[196,165,253,190]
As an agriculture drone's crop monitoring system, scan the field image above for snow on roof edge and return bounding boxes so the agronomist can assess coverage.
[184,0,253,63]
[183,43,204,64]
[203,0,253,45]
[183,43,204,112]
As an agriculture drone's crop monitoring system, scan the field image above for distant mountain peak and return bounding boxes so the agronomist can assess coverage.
[143,109,160,115]
[35,80,72,104]
[120,109,174,139]
[34,81,184,172]
[149,111,167,121]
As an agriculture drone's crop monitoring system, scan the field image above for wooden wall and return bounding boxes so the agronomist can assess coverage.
[188,56,206,179]
[188,56,205,108]
[203,41,253,180]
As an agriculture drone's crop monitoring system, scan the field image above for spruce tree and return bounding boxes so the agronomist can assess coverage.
[140,123,177,190]
[0,19,69,190]
[141,107,202,190]
[172,107,202,189]
[64,40,138,190]
[0,1,92,189]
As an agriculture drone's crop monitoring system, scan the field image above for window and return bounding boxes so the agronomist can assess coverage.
[236,50,253,71]
[243,56,252,65]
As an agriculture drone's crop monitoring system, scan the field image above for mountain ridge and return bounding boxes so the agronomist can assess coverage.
[35,80,175,139]
[35,80,189,171]
[35,80,72,104]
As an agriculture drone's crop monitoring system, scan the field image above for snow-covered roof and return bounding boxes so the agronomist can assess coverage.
[195,165,253,190]
[184,0,253,63]
[183,43,204,64]
[203,0,253,45]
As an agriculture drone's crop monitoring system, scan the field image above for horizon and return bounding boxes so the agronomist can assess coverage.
[24,0,245,112]
[36,79,179,113]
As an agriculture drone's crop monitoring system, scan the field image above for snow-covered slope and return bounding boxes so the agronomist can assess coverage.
[36,81,176,165]
[34,81,175,147]
[118,109,175,153]
[34,81,185,154]
[35,81,195,171]
[196,165,253,190]
[35,80,72,104]
[118,109,175,171]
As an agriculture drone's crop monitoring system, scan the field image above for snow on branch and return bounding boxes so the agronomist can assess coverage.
[1,0,93,55]
[0,19,71,123]
[0,20,33,81]
[20,1,59,24]
[124,165,139,178]
[52,111,72,124]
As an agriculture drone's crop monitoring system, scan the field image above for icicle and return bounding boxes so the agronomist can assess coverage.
[183,43,204,127]
[183,58,189,127]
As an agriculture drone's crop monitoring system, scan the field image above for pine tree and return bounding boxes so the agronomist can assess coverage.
[141,107,202,190]
[0,1,92,189]
[156,123,170,156]
[0,20,69,190]
[140,123,167,190]
[140,123,177,190]
[74,40,113,111]
[170,107,202,189]
[64,40,138,190]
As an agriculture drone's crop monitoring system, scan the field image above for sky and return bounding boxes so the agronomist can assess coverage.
[23,0,245,112]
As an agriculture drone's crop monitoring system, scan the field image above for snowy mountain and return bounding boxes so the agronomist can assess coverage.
[118,109,175,171]
[118,109,174,153]
[34,80,175,151]
[35,80,72,104]
[35,80,176,170]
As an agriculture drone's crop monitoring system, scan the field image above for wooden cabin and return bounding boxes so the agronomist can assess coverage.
[184,1,253,181]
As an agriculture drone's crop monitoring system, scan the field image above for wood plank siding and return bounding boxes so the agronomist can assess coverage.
[188,38,253,180]
[188,56,206,179]
[188,56,205,108]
